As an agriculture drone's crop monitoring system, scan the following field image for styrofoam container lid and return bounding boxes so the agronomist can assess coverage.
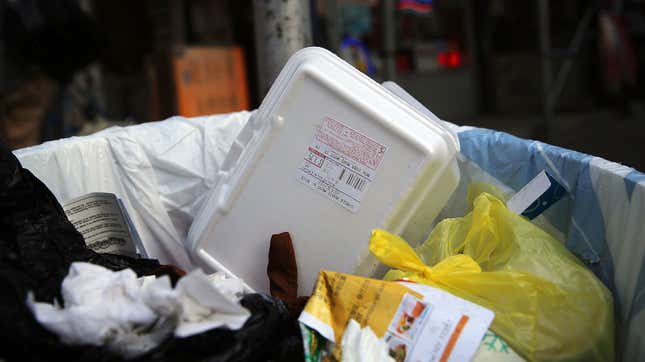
[187,47,460,295]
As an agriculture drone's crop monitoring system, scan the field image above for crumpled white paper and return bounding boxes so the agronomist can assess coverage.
[27,262,250,359]
[207,271,248,301]
[341,319,394,362]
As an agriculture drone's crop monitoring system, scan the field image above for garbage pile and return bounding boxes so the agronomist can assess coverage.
[0,142,302,362]
[2,47,626,361]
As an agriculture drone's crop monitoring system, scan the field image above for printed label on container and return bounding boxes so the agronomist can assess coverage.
[296,117,387,212]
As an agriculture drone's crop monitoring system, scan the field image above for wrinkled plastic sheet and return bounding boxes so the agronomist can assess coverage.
[14,112,251,269]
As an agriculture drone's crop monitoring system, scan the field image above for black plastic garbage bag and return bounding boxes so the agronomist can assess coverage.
[0,142,303,361]
[0,141,161,361]
[141,294,304,362]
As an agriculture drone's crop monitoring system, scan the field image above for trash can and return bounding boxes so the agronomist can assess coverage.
[14,109,645,360]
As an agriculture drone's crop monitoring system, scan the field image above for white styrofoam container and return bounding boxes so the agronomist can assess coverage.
[187,47,460,295]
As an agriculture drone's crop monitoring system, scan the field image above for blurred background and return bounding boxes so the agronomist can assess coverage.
[1,0,643,169]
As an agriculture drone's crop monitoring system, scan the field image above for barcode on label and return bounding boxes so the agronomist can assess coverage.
[340,169,367,192]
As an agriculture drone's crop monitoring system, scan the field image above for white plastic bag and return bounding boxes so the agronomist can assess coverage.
[14,112,251,269]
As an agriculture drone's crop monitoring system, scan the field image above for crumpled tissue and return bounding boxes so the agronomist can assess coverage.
[341,319,394,362]
[27,262,250,359]
[207,271,248,301]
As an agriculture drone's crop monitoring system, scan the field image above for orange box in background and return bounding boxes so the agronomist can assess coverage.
[173,46,250,117]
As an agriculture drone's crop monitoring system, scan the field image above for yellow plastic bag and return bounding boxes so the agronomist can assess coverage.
[369,192,614,361]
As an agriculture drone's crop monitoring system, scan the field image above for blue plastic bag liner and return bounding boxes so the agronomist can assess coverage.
[383,81,645,360]
[451,130,645,359]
